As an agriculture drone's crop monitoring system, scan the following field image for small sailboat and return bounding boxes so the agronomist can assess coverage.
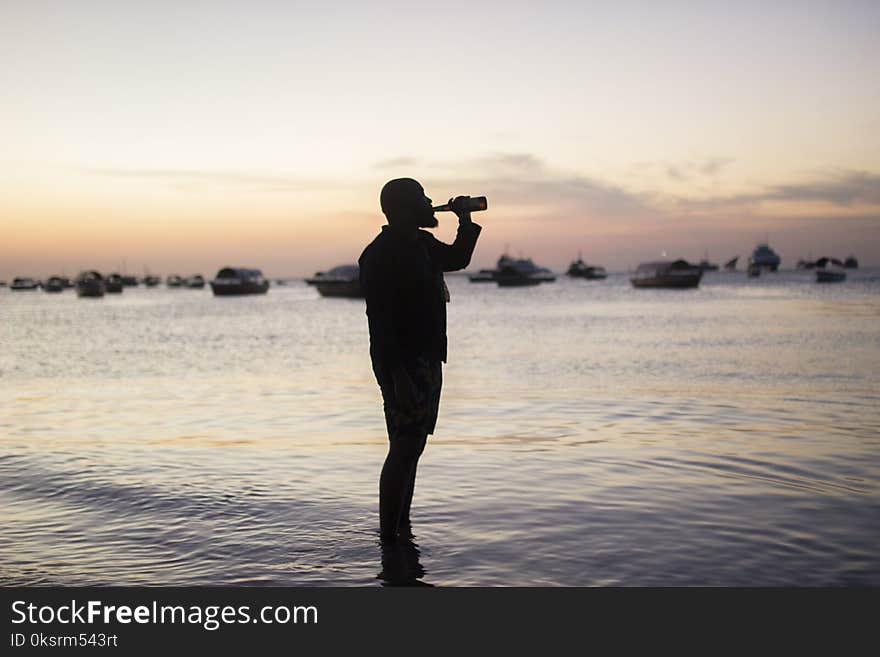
[697,251,719,271]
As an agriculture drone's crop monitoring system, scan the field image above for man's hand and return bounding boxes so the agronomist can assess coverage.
[448,196,473,225]
[392,367,419,412]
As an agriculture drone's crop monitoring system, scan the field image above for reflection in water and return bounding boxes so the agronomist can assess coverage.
[2,271,880,585]
[378,536,433,587]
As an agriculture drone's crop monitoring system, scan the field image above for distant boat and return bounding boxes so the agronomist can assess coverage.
[468,254,513,283]
[631,260,702,289]
[815,257,847,283]
[468,268,498,283]
[697,252,719,271]
[76,271,105,298]
[166,275,184,287]
[210,267,270,296]
[844,255,859,269]
[105,273,124,293]
[43,276,66,293]
[305,264,363,298]
[567,255,607,279]
[495,258,556,287]
[496,268,542,287]
[750,243,781,271]
[796,258,817,270]
[10,277,40,290]
[185,274,206,289]
[467,253,554,285]
[121,275,139,287]
[496,255,555,287]
[142,275,161,287]
[724,256,739,271]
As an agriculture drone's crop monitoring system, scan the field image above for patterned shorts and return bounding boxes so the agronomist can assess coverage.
[373,357,443,441]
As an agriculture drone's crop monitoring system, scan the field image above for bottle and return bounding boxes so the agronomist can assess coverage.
[432,196,488,213]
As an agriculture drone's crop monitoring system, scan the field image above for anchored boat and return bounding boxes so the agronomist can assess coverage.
[210,267,270,296]
[306,265,363,298]
[631,260,702,289]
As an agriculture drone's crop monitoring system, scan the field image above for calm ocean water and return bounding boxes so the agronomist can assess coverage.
[2,268,879,585]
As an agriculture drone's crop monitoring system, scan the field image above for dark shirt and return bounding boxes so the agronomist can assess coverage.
[359,221,482,370]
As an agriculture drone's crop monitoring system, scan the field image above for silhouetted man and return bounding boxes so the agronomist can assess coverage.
[359,178,482,542]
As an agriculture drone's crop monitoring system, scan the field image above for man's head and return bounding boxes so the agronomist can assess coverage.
[380,178,437,229]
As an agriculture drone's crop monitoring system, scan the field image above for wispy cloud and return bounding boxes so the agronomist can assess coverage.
[83,167,337,193]
[677,170,880,211]
[664,157,735,181]
[699,157,734,176]
[372,156,420,170]
[768,171,880,205]
[425,152,655,218]
[667,166,684,181]
[83,160,880,224]
[420,154,880,237]
[474,152,545,173]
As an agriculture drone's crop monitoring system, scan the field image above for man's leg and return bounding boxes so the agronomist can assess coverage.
[379,446,411,540]
[398,361,439,534]
[399,434,427,534]
[379,434,423,540]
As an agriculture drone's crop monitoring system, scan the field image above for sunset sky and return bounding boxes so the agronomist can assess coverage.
[2,0,878,279]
